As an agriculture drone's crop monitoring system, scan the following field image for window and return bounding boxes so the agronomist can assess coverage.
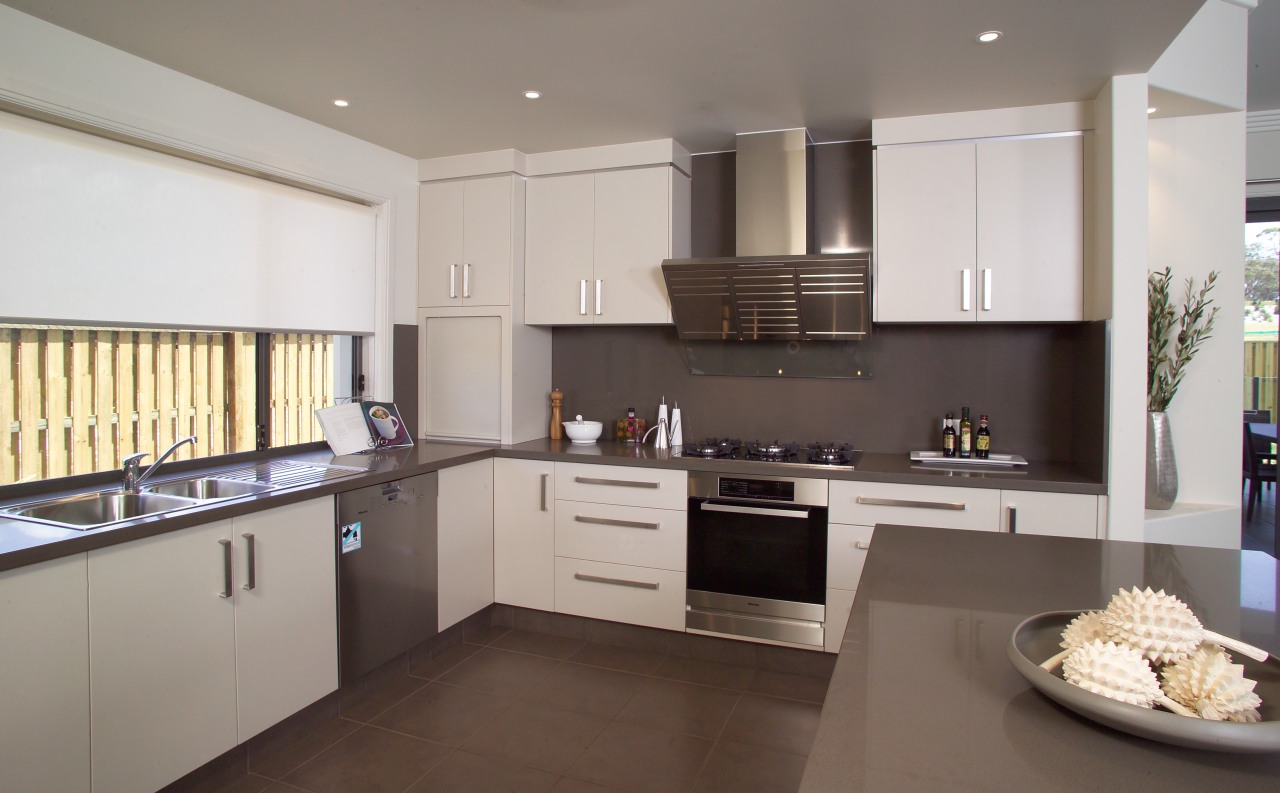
[1,325,357,485]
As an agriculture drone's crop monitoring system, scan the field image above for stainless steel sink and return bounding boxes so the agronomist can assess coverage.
[144,478,274,500]
[1,491,203,530]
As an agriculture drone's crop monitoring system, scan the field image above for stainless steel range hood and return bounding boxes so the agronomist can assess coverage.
[661,129,871,344]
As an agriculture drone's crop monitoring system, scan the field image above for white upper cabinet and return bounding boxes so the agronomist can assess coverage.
[876,134,1085,323]
[419,175,517,307]
[526,165,690,325]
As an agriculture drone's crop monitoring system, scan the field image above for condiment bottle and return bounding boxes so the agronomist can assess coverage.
[959,407,972,458]
[976,414,991,459]
[942,413,956,457]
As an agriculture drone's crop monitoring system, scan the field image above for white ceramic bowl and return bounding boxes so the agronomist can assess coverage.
[563,418,603,444]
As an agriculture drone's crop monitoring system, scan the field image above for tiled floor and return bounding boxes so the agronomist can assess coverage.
[1242,481,1276,558]
[202,627,831,793]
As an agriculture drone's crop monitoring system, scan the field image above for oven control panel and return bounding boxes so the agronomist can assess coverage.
[689,471,828,507]
[718,477,794,502]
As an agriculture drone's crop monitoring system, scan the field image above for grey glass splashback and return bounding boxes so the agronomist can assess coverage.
[681,338,872,379]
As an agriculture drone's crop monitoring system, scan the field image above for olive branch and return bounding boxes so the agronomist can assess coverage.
[1147,268,1219,412]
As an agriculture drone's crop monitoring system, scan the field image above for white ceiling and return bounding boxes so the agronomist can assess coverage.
[3,0,1273,160]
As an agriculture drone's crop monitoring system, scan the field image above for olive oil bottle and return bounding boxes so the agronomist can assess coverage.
[958,407,972,458]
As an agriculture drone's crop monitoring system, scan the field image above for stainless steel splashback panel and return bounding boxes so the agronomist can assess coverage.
[735,129,812,256]
[662,254,870,341]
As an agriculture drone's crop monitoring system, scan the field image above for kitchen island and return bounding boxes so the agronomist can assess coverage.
[800,524,1280,791]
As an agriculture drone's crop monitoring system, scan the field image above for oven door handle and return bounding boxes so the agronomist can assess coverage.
[700,501,811,519]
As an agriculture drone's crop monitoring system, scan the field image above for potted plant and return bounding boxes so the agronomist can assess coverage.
[1146,267,1219,509]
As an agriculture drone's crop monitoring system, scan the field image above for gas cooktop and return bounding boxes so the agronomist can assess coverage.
[680,438,863,469]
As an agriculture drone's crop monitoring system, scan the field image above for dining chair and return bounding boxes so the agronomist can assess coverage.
[1242,422,1277,521]
[1243,409,1271,423]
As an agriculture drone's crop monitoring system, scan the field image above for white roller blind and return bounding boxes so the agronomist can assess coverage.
[0,111,376,334]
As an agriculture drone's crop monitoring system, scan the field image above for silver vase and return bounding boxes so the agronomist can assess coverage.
[1145,411,1178,510]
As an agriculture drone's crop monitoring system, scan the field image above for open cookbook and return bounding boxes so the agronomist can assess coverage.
[315,400,414,455]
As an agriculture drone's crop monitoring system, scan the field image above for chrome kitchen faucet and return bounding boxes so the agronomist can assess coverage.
[122,435,198,493]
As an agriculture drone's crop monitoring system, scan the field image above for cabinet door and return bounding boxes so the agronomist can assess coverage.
[526,172,595,325]
[439,459,495,631]
[422,314,503,441]
[419,180,466,307]
[977,135,1084,321]
[875,143,976,322]
[234,498,338,742]
[593,166,675,324]
[1000,490,1098,539]
[89,521,238,793]
[0,554,89,793]
[493,457,555,611]
[462,175,514,306]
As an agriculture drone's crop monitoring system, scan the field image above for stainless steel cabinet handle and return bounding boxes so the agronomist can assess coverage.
[702,502,810,519]
[853,540,872,550]
[463,263,471,298]
[579,280,588,315]
[1007,506,1017,534]
[856,496,965,511]
[574,476,660,489]
[218,539,233,599]
[242,533,256,591]
[961,269,972,311]
[982,269,992,311]
[540,473,549,512]
[595,279,602,315]
[575,514,660,530]
[449,264,458,299]
[574,572,659,590]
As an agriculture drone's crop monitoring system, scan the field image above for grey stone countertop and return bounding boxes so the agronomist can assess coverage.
[0,438,1102,573]
[799,524,1280,792]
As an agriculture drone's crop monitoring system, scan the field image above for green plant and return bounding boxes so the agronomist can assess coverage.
[1147,268,1219,412]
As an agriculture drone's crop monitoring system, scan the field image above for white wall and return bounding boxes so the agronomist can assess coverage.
[0,6,419,398]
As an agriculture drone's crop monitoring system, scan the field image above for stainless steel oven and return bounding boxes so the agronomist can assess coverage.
[685,471,827,648]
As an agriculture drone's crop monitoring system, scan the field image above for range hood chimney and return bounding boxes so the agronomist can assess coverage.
[735,129,814,256]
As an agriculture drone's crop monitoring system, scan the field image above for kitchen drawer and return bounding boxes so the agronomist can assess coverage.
[829,481,999,531]
[555,462,686,510]
[827,523,874,591]
[555,501,686,571]
[825,587,857,654]
[1000,491,1099,539]
[554,557,685,631]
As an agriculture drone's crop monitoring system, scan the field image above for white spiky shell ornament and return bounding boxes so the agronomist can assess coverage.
[1160,645,1263,722]
[1040,610,1107,671]
[1100,587,1270,666]
[1062,639,1195,715]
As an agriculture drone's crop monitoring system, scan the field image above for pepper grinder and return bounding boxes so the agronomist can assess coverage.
[549,388,564,440]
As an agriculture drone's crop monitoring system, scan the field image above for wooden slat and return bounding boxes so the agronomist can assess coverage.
[115,332,136,461]
[193,334,209,459]
[298,334,313,442]
[313,334,328,439]
[285,334,299,446]
[45,330,69,479]
[70,331,93,474]
[231,333,256,452]
[18,330,43,482]
[176,332,193,459]
[95,331,117,468]
[136,332,157,460]
[0,329,15,484]
[271,336,286,447]
[210,334,226,456]
[156,331,175,454]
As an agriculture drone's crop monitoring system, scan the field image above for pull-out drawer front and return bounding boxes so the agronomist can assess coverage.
[554,557,685,631]
[827,523,874,591]
[554,463,686,510]
[555,502,686,571]
[829,481,999,531]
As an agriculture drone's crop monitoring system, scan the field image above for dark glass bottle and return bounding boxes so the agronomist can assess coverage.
[976,414,991,459]
[942,413,957,457]
[958,407,972,458]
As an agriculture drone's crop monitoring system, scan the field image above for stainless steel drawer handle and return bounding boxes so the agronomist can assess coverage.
[218,539,233,599]
[579,280,588,315]
[595,279,603,315]
[463,263,472,298]
[855,496,966,511]
[573,476,660,489]
[242,533,256,591]
[961,268,972,312]
[853,540,871,550]
[702,502,810,519]
[450,263,458,299]
[574,572,659,590]
[575,515,659,530]
[982,268,992,311]
[540,473,549,512]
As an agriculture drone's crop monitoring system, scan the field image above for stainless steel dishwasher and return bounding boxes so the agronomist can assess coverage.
[336,472,438,684]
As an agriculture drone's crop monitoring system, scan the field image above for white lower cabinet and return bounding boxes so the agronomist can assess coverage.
[88,497,338,793]
[555,501,686,571]
[493,457,555,611]
[439,459,495,631]
[824,523,874,653]
[824,587,857,654]
[0,554,90,793]
[830,481,1001,532]
[554,557,685,631]
[1000,490,1101,539]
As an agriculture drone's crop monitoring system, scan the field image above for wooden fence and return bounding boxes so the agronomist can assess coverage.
[1,328,336,485]
[1244,339,1277,419]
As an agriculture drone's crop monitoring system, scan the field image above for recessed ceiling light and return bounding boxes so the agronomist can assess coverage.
[523,90,542,100]
[1147,106,1158,115]
[333,99,350,108]
[976,30,1002,43]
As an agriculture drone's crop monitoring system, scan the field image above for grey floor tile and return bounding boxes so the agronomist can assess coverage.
[439,646,561,697]
[549,778,623,793]
[746,669,831,704]
[566,721,713,793]
[691,739,808,793]
[405,749,559,793]
[567,642,667,675]
[409,642,479,680]
[755,645,837,680]
[339,662,430,723]
[522,662,645,719]
[492,628,587,660]
[653,655,757,690]
[464,623,511,646]
[720,693,822,757]
[282,725,450,793]
[615,677,741,739]
[373,682,513,746]
[248,713,361,780]
[463,700,610,775]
